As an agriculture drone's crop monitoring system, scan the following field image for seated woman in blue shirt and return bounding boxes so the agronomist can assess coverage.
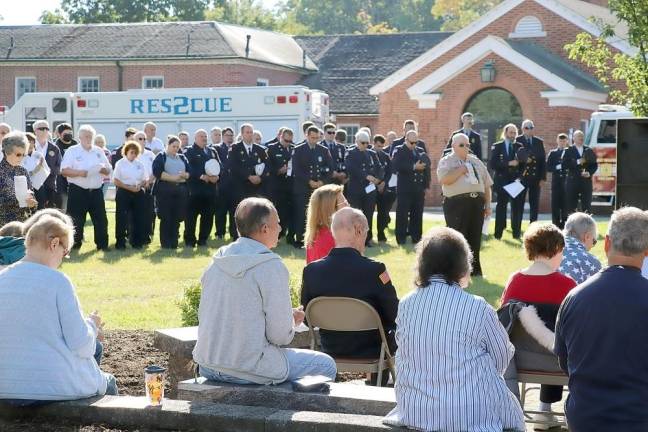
[385,227,524,432]
[0,210,117,405]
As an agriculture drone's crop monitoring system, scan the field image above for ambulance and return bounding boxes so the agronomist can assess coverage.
[585,104,638,209]
[0,85,330,149]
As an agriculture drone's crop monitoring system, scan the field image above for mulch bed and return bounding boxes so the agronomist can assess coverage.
[1,330,368,431]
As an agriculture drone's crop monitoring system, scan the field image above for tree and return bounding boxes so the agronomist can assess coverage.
[565,0,648,116]
[40,9,69,24]
[431,0,501,31]
[49,0,209,23]
[205,0,277,31]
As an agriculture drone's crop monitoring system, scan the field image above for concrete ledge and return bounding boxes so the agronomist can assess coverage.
[0,395,393,432]
[178,377,396,416]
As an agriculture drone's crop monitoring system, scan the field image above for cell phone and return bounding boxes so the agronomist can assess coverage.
[291,375,332,393]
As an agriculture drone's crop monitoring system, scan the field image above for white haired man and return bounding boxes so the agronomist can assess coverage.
[31,119,62,209]
[143,122,164,155]
[515,119,546,224]
[563,130,597,215]
[558,212,601,284]
[555,207,648,430]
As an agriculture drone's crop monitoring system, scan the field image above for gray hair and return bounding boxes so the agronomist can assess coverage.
[608,207,648,256]
[2,131,28,156]
[210,126,222,133]
[143,122,157,130]
[235,197,276,238]
[194,128,208,138]
[355,130,370,143]
[178,131,189,138]
[94,134,107,147]
[405,130,418,141]
[253,129,263,140]
[331,207,367,241]
[451,132,469,146]
[0,123,11,133]
[32,119,49,130]
[77,124,97,140]
[240,123,254,134]
[501,123,518,139]
[564,212,597,241]
[521,119,534,130]
[573,130,584,138]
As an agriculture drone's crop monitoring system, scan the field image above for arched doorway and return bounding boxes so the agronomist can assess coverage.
[464,88,523,159]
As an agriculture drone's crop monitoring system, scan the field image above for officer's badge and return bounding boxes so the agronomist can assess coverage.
[318,156,322,162]
[48,150,55,157]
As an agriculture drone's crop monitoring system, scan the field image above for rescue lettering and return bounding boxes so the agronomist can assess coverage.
[130,97,233,115]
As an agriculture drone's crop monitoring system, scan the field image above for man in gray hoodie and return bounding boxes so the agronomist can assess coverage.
[194,197,336,384]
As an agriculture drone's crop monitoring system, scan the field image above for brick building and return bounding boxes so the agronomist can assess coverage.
[0,0,629,208]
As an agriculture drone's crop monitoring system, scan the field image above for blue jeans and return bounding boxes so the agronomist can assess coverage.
[200,348,337,384]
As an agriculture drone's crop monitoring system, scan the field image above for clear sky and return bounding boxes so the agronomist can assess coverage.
[0,0,280,25]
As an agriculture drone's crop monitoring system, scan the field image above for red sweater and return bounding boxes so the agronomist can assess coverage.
[501,271,577,306]
[306,226,335,263]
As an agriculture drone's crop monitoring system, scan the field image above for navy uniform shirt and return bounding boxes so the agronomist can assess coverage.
[562,145,598,180]
[291,142,334,194]
[391,144,431,194]
[446,129,482,160]
[389,137,427,158]
[488,139,522,187]
[555,265,648,431]
[266,142,294,187]
[320,140,347,175]
[515,134,546,184]
[374,148,393,191]
[228,141,270,198]
[345,147,379,197]
[301,247,399,357]
[184,143,221,196]
[546,147,567,187]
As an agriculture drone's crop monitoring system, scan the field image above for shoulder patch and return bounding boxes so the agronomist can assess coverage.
[379,270,391,285]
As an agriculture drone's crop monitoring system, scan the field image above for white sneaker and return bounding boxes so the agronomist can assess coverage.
[533,412,561,430]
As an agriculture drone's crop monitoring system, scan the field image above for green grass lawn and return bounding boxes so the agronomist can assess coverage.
[62,208,609,330]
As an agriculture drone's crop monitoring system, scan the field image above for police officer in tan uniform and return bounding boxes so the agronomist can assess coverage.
[437,133,492,276]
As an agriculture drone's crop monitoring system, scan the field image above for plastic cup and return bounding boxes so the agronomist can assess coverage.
[144,365,166,406]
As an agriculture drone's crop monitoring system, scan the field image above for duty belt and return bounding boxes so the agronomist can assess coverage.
[446,192,484,200]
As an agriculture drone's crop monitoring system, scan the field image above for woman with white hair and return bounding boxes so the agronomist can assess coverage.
[0,132,38,226]
[0,211,118,405]
[60,124,112,251]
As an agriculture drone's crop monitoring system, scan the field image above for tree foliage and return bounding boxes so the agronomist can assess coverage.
[431,0,501,31]
[40,9,69,24]
[48,0,209,23]
[565,0,648,116]
[205,0,277,31]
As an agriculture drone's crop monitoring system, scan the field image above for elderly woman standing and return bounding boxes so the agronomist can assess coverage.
[0,212,117,404]
[385,227,524,432]
[61,124,112,251]
[0,132,38,226]
[113,141,148,250]
[152,135,190,249]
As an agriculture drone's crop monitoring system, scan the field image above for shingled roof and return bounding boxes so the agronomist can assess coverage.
[0,21,317,71]
[295,32,453,115]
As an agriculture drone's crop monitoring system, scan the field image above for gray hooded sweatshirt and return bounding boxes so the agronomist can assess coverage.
[192,237,295,384]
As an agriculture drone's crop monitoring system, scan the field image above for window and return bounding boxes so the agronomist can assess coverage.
[256,78,269,87]
[78,77,100,92]
[339,124,359,145]
[52,98,68,113]
[15,77,36,101]
[142,76,164,89]
[597,119,616,144]
[509,16,546,38]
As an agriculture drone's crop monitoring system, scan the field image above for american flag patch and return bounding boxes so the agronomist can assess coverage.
[379,271,391,285]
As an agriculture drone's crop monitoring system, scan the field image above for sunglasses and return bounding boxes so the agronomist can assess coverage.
[524,126,534,130]
[138,138,145,141]
[326,131,335,134]
[457,143,466,148]
[37,127,49,131]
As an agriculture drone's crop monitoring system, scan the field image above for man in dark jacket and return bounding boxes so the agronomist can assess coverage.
[267,128,295,244]
[227,123,270,208]
[183,129,220,247]
[445,112,482,160]
[301,207,398,360]
[54,123,77,209]
[546,133,569,228]
[32,120,62,209]
[516,119,546,223]
[372,134,394,242]
[562,130,598,215]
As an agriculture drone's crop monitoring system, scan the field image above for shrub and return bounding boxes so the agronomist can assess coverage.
[177,275,303,327]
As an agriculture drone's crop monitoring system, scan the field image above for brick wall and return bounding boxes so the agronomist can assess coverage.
[1,62,303,106]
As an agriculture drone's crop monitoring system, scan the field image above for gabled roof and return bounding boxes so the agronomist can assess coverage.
[406,36,607,111]
[0,21,317,71]
[295,32,452,114]
[370,0,635,96]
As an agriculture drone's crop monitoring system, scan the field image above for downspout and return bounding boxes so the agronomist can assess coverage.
[116,60,123,91]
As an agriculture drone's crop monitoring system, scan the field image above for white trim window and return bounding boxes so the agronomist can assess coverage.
[509,16,546,38]
[256,78,269,86]
[142,76,164,89]
[78,76,100,92]
[15,77,36,101]
[339,124,359,145]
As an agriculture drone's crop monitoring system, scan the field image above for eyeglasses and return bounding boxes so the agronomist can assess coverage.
[457,144,466,148]
[37,127,49,131]
[524,126,534,130]
[138,138,145,141]
[13,152,25,157]
[326,131,335,135]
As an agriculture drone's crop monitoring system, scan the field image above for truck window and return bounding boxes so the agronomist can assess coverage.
[597,119,616,144]
[52,98,67,113]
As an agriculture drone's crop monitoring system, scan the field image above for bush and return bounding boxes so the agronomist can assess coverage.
[177,275,303,327]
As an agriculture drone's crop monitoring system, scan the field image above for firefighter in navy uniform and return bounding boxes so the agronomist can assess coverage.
[563,130,598,215]
[321,123,348,186]
[292,125,334,248]
[388,119,427,157]
[516,119,546,223]
[392,130,430,245]
[445,112,482,160]
[372,134,394,242]
[183,129,221,247]
[267,128,296,244]
[488,123,524,239]
[546,133,569,228]
[345,130,382,247]
[213,127,235,239]
[227,123,271,210]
